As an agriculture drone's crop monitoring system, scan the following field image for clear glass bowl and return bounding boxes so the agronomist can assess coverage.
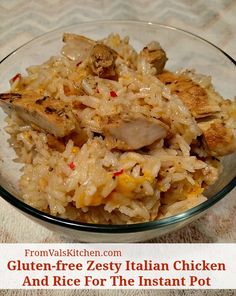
[0,21,235,242]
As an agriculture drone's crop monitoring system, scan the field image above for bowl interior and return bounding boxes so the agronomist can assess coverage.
[0,21,235,233]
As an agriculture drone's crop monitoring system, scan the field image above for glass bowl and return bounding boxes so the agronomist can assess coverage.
[0,20,235,242]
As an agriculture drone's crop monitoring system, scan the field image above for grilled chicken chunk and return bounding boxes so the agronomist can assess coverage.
[104,117,168,150]
[89,43,117,78]
[198,119,236,156]
[62,33,118,79]
[159,71,236,156]
[62,33,95,63]
[47,134,66,152]
[139,41,168,74]
[64,130,89,148]
[0,93,75,137]
[158,71,221,118]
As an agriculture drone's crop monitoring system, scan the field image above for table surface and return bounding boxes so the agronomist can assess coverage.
[0,1,235,295]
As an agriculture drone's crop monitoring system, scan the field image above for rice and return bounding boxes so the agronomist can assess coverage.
[3,33,234,225]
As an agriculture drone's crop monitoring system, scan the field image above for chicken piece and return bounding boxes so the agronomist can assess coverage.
[62,33,118,79]
[158,71,221,118]
[0,93,75,138]
[104,117,168,150]
[47,134,65,152]
[62,33,95,62]
[89,43,117,78]
[159,71,236,156]
[139,41,168,74]
[64,130,88,148]
[198,119,236,156]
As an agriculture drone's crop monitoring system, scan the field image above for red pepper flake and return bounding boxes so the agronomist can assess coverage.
[11,73,21,83]
[113,169,124,177]
[69,162,76,170]
[110,90,117,98]
[96,88,100,94]
[76,61,82,67]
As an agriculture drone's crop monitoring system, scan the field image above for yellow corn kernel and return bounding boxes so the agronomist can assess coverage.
[23,131,30,140]
[187,184,204,197]
[156,183,166,192]
[89,194,103,206]
[38,178,47,190]
[116,173,140,194]
[72,146,79,154]
[23,131,33,142]
[76,191,104,208]
[143,171,154,183]
[38,88,44,95]
[76,192,84,208]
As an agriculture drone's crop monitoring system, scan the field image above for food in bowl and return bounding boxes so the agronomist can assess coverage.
[0,33,235,224]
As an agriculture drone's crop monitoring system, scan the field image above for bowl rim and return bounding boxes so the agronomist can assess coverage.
[0,20,235,234]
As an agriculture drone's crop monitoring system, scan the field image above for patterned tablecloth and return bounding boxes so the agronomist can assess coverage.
[0,0,235,295]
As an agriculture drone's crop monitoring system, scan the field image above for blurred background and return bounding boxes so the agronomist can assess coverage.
[0,0,235,61]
